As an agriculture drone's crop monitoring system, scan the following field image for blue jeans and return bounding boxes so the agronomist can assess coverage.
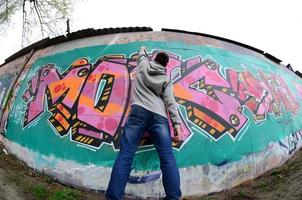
[106,105,181,200]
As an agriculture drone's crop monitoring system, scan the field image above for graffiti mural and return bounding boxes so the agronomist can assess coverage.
[21,50,300,149]
[1,31,302,198]
[0,73,15,134]
[279,131,302,155]
[0,74,14,109]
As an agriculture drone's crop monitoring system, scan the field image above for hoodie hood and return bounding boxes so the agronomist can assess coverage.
[147,61,167,76]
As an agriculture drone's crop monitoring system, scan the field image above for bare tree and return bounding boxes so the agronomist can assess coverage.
[0,0,71,46]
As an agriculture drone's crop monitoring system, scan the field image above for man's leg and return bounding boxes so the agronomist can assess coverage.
[106,105,149,200]
[148,113,182,200]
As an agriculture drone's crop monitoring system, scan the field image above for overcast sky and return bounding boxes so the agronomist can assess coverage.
[1,0,301,72]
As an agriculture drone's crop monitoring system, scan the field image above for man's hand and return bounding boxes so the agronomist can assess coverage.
[140,46,147,51]
[173,127,181,143]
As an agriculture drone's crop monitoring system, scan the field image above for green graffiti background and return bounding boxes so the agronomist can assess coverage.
[5,41,302,171]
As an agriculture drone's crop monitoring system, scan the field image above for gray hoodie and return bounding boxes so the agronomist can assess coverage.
[131,49,181,128]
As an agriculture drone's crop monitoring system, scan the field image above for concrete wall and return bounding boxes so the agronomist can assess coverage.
[1,31,302,198]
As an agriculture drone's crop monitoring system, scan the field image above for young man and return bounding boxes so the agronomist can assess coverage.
[105,46,182,200]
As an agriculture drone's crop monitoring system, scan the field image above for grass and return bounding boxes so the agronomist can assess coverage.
[254,181,269,189]
[33,185,48,200]
[28,185,80,200]
[237,190,248,198]
[48,188,80,200]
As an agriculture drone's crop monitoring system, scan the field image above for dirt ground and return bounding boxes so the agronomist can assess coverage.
[0,142,301,200]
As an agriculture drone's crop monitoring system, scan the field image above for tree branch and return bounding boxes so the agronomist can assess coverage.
[33,0,44,37]
[2,0,71,46]
[5,0,8,20]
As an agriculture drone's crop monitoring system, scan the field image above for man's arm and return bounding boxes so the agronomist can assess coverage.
[162,81,182,142]
[137,46,148,67]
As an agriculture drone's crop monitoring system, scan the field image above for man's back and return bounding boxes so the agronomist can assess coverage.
[132,47,181,127]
